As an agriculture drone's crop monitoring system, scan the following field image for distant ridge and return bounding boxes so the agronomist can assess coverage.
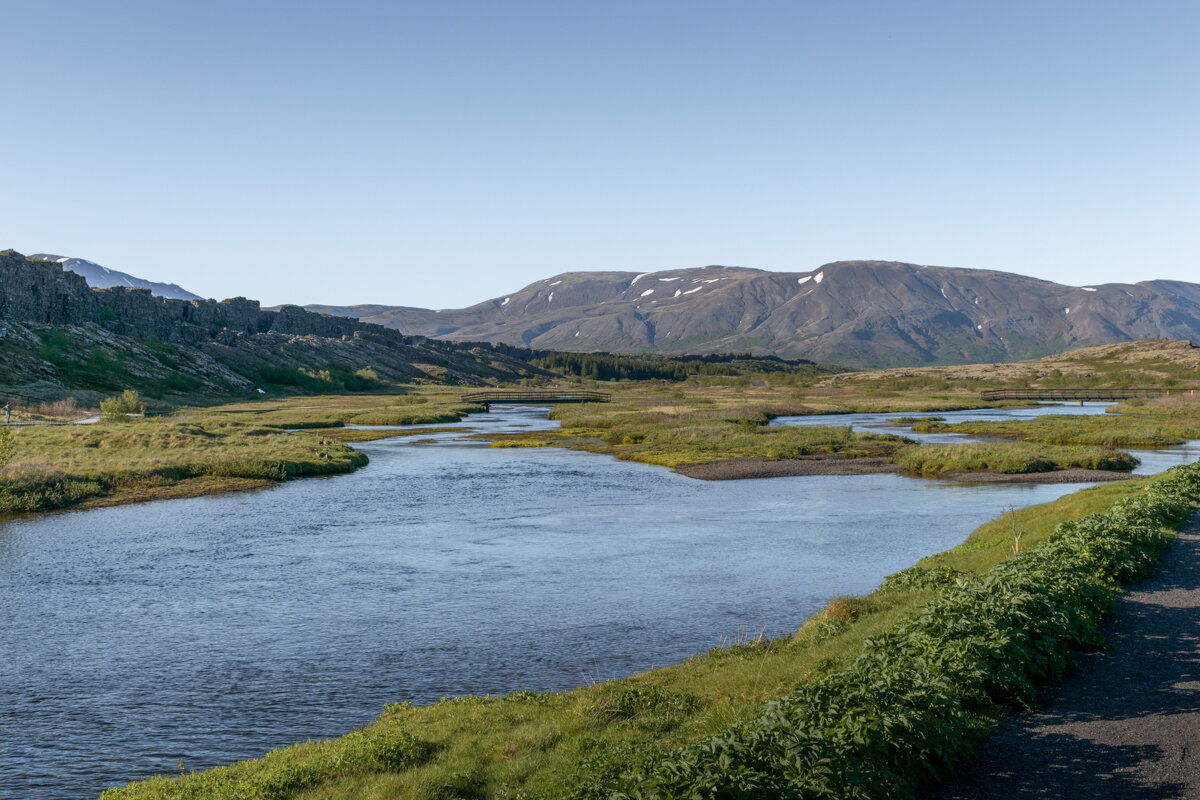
[307,261,1200,368]
[29,253,201,301]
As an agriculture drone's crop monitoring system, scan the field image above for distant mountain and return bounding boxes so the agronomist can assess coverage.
[29,253,201,301]
[309,261,1200,368]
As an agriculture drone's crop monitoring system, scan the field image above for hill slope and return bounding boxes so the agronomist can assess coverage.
[314,261,1200,368]
[0,250,541,401]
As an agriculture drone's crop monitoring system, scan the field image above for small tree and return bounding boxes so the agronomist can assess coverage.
[0,426,14,468]
[100,389,146,421]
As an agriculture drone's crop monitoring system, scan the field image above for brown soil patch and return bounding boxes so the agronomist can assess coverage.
[674,456,903,480]
[674,457,1136,483]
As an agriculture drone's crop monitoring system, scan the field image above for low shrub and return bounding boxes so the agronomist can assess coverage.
[101,389,146,421]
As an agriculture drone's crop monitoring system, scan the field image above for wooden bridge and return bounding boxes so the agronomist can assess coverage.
[461,390,611,410]
[980,388,1165,402]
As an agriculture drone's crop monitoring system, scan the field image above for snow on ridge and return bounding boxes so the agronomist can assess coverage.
[640,289,655,297]
[1081,287,1097,292]
[658,277,681,282]
[630,272,651,286]
[549,280,562,286]
[673,289,681,297]
[797,275,812,285]
[501,297,510,306]
[940,287,948,299]
[548,292,554,303]
[814,272,824,284]
[682,286,703,295]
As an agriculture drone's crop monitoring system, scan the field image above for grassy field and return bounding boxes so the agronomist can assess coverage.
[98,469,1171,800]
[0,419,366,514]
[187,388,486,428]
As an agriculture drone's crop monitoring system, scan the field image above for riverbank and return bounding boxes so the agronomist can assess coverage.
[99,463,1180,800]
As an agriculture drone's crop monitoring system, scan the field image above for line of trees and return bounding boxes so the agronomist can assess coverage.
[528,350,828,381]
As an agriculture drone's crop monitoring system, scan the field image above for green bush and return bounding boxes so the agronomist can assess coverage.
[100,389,147,421]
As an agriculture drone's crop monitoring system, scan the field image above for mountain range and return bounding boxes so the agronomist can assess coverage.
[29,253,202,301]
[308,261,1200,368]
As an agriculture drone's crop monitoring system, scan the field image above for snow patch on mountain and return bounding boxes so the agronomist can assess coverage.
[30,253,201,301]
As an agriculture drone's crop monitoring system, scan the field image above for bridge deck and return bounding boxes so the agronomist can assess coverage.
[461,390,611,407]
[980,388,1164,401]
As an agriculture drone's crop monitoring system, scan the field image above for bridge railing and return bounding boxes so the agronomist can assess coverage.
[461,390,611,404]
[980,388,1164,401]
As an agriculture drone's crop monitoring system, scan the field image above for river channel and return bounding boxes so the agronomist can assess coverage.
[2,403,1196,798]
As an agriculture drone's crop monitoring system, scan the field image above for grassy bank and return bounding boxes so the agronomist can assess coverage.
[468,383,1138,477]
[912,395,1200,448]
[0,419,366,514]
[99,464,1181,800]
[893,442,1137,475]
[189,389,486,428]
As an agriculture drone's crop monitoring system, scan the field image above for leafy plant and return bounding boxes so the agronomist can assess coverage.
[0,426,14,467]
[100,389,147,420]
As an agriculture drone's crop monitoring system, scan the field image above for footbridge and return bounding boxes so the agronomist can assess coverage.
[461,390,611,411]
[980,388,1165,402]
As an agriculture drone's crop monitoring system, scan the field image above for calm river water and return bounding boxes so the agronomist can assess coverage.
[2,404,1195,798]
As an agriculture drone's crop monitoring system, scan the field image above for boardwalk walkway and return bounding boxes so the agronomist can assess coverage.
[461,390,610,409]
[924,510,1200,799]
[980,388,1164,402]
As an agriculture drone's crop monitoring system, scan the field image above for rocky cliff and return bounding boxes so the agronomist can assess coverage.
[0,250,541,398]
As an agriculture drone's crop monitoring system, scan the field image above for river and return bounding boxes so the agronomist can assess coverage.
[1,403,1194,798]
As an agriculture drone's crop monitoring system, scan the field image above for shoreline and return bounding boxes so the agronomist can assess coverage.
[674,456,1135,483]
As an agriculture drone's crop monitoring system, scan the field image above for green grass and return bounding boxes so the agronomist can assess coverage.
[189,390,485,429]
[912,397,1200,448]
[893,442,1138,475]
[0,419,367,514]
[98,466,1167,800]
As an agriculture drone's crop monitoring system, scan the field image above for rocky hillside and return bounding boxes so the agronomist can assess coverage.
[0,250,542,401]
[315,261,1200,368]
[29,253,201,300]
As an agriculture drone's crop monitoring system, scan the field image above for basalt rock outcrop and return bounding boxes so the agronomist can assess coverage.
[0,250,542,398]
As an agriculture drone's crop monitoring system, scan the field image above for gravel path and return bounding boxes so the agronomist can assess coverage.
[923,509,1200,800]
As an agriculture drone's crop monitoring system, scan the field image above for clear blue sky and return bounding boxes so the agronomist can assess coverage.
[2,1,1196,308]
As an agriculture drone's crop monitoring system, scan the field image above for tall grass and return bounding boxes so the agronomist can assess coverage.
[894,442,1137,475]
